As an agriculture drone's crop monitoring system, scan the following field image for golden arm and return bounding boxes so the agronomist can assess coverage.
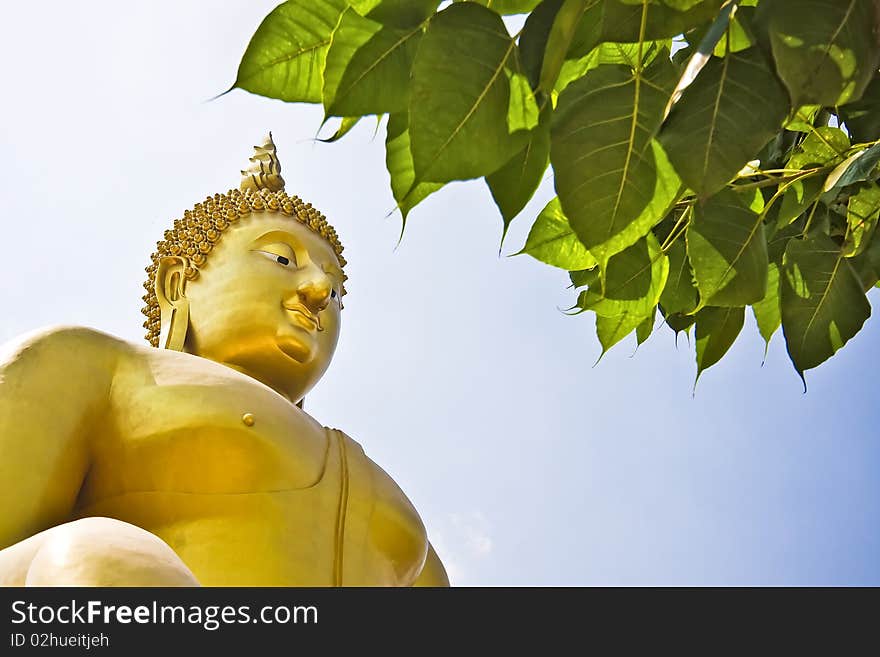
[0,326,116,549]
[412,543,450,587]
[0,327,197,586]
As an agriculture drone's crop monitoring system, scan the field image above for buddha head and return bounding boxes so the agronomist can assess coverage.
[142,134,347,402]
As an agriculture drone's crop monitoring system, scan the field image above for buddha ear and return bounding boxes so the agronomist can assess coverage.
[155,256,190,352]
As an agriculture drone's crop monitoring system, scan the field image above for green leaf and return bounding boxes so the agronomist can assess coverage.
[659,47,789,197]
[585,233,668,358]
[804,201,833,236]
[570,267,597,288]
[695,306,745,381]
[824,143,880,192]
[787,127,850,169]
[540,0,594,94]
[781,233,871,378]
[844,182,880,257]
[759,0,880,106]
[351,0,440,28]
[576,232,669,318]
[323,8,422,117]
[662,0,737,121]
[520,197,597,269]
[317,116,362,142]
[551,57,682,266]
[687,188,769,307]
[840,75,880,143]
[386,113,443,221]
[234,0,348,103]
[659,236,699,314]
[569,0,726,57]
[506,67,541,133]
[519,0,565,90]
[636,306,656,345]
[596,311,647,354]
[752,262,782,354]
[778,177,823,228]
[487,120,551,235]
[712,6,756,57]
[409,3,527,184]
[555,40,671,94]
[785,105,822,133]
[850,234,880,289]
[660,0,705,11]
[467,0,543,14]
[663,309,696,335]
[768,218,806,264]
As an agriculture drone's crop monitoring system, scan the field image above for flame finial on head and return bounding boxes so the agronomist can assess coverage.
[240,132,286,193]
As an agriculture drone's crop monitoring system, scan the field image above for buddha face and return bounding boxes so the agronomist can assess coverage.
[162,213,343,401]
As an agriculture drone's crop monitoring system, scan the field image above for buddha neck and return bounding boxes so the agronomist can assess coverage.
[181,351,304,405]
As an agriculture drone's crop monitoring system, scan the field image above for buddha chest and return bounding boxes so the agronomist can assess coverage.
[73,349,428,586]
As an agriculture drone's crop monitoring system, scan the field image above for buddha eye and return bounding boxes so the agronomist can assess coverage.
[255,247,296,267]
[330,289,337,299]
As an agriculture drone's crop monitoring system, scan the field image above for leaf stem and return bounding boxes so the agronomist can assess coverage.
[661,205,693,252]
[731,166,827,190]
[802,199,821,236]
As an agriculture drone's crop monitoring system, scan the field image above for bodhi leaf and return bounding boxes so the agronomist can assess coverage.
[576,232,669,318]
[660,0,705,11]
[660,237,698,314]
[752,262,782,355]
[506,65,541,133]
[409,3,527,184]
[785,105,822,132]
[840,75,880,142]
[466,0,543,14]
[824,143,880,192]
[551,57,682,266]
[844,182,880,257]
[758,0,880,106]
[778,177,823,228]
[663,309,696,335]
[659,47,789,197]
[636,306,656,345]
[519,0,565,91]
[712,6,757,57]
[351,0,439,27]
[588,234,668,357]
[318,116,362,142]
[539,0,595,95]
[850,234,880,289]
[555,40,670,94]
[487,119,551,236]
[687,188,769,308]
[520,197,597,270]
[695,305,745,382]
[386,113,443,221]
[570,268,597,288]
[234,0,347,103]
[781,233,871,379]
[568,0,725,58]
[323,8,423,117]
[768,218,806,264]
[595,311,648,355]
[787,127,850,169]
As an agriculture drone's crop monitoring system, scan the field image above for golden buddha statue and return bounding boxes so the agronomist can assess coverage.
[0,135,448,587]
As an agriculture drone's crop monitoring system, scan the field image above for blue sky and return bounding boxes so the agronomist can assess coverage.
[0,1,877,585]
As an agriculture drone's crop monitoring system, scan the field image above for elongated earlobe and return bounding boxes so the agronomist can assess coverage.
[155,256,190,351]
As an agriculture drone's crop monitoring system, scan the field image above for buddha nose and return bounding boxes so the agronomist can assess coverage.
[295,268,332,313]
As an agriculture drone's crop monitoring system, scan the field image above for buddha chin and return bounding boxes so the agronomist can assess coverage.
[276,326,316,364]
